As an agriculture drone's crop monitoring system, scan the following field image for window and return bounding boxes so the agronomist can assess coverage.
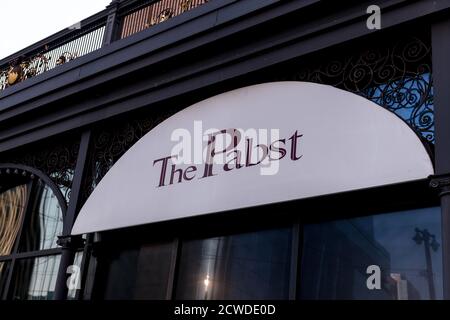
[0,262,11,298]
[9,255,61,300]
[67,251,84,300]
[91,227,293,300]
[300,207,443,300]
[18,184,63,252]
[88,199,443,301]
[0,184,28,256]
[175,228,293,300]
[95,241,175,300]
[0,168,65,300]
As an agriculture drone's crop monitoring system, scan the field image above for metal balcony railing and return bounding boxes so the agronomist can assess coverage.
[0,0,209,93]
[0,17,107,92]
[120,0,208,39]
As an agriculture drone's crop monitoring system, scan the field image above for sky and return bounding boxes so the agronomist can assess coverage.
[0,0,111,60]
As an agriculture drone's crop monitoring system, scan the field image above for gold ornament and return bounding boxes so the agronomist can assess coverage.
[180,0,193,12]
[7,66,22,85]
[157,8,173,23]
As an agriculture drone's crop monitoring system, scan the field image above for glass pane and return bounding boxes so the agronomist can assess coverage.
[175,228,292,300]
[19,184,63,252]
[0,184,28,256]
[300,207,443,300]
[0,261,11,298]
[98,241,174,300]
[9,255,61,300]
[67,251,83,300]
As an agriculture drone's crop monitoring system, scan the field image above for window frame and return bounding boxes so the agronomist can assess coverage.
[0,164,67,300]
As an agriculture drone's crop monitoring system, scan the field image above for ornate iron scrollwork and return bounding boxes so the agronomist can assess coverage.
[56,52,78,66]
[275,35,433,143]
[80,106,185,204]
[0,137,80,204]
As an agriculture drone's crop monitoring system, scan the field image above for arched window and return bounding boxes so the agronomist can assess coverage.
[0,164,65,300]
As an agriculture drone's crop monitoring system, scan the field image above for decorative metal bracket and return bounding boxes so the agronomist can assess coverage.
[57,235,85,250]
[429,174,450,196]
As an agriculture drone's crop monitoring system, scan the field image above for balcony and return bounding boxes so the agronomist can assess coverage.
[0,0,208,93]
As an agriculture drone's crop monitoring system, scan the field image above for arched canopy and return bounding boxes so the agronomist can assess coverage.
[72,82,434,235]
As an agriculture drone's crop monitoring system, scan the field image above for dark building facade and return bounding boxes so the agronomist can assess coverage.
[1,0,450,300]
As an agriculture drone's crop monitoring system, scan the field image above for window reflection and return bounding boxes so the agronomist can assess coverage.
[0,261,11,298]
[0,172,66,300]
[67,251,83,300]
[0,184,28,256]
[300,207,443,300]
[9,255,61,300]
[98,241,174,300]
[19,184,63,252]
[175,228,292,300]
